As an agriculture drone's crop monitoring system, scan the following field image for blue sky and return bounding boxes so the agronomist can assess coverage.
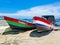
[0,0,60,13]
[0,0,60,19]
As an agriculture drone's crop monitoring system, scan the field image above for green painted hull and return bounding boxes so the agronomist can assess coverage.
[6,20,36,30]
[4,16,36,30]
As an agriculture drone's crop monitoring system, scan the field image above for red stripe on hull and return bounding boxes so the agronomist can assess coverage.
[4,16,20,22]
[33,16,53,25]
[4,16,34,26]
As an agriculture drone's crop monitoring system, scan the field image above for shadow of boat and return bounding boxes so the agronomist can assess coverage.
[30,30,52,37]
[3,28,33,35]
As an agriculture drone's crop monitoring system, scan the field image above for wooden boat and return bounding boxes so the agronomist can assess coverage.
[4,16,36,30]
[33,16,54,32]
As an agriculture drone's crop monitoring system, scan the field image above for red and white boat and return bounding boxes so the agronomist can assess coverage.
[33,16,54,32]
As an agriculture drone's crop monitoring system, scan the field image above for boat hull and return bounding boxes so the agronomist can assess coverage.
[4,16,36,30]
[33,16,53,32]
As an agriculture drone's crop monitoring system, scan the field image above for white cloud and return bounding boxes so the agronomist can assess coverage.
[0,2,60,18]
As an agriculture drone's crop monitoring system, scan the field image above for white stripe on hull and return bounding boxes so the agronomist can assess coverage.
[33,20,54,28]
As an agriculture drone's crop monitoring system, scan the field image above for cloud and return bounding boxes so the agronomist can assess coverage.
[0,2,60,18]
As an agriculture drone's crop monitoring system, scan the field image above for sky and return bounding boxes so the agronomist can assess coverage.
[0,0,60,19]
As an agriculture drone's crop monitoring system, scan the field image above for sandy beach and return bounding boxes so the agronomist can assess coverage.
[0,29,60,45]
[0,20,60,45]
